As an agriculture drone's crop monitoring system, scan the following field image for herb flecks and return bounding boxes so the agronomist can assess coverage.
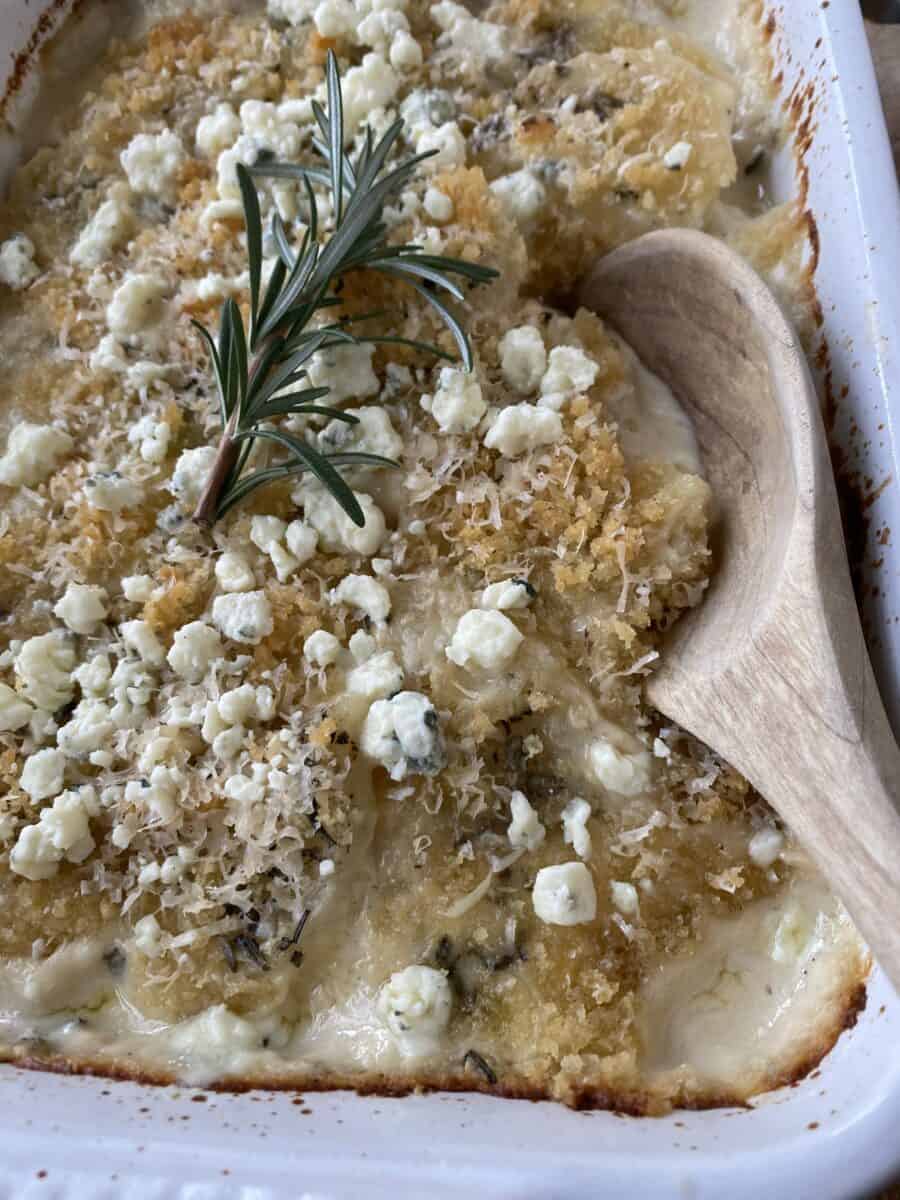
[191,50,497,528]
[462,1049,498,1085]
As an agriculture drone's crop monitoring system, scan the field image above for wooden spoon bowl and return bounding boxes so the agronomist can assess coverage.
[580,229,900,988]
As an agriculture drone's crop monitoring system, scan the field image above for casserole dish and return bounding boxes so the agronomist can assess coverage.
[0,1,899,1197]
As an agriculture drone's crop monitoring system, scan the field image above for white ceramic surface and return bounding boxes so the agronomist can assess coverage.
[1,2,899,1197]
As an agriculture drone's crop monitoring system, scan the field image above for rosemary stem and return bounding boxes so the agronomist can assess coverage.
[192,411,241,526]
[192,333,282,526]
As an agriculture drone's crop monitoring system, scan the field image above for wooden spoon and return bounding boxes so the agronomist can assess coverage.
[579,229,900,988]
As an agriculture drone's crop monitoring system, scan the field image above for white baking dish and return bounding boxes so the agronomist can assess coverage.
[1,2,899,1197]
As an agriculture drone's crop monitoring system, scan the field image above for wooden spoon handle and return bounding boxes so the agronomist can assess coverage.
[650,471,900,986]
[581,228,900,988]
[682,601,900,988]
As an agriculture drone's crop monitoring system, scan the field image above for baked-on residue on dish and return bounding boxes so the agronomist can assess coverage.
[0,0,868,1111]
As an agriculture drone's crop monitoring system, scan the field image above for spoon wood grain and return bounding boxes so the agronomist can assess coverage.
[580,229,900,989]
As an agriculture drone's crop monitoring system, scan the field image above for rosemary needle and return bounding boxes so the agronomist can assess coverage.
[191,50,498,528]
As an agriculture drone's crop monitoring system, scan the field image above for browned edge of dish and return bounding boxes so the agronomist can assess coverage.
[0,0,873,1112]
[766,1,891,619]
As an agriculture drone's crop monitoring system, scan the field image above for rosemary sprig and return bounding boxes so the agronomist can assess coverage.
[191,50,498,527]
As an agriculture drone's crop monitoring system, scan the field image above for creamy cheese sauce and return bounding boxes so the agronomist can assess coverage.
[0,0,866,1110]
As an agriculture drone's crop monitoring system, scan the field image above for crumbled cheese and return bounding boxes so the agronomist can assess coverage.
[507,791,545,852]
[318,406,403,461]
[562,798,593,860]
[123,765,180,826]
[215,134,259,200]
[202,686,273,761]
[377,965,452,1057]
[304,629,342,668]
[349,630,376,662]
[0,234,39,289]
[121,129,185,199]
[0,683,33,732]
[267,0,318,25]
[139,736,174,774]
[120,619,166,667]
[133,914,164,958]
[178,273,237,307]
[532,863,597,926]
[390,29,423,71]
[499,326,547,394]
[168,446,218,508]
[400,87,456,138]
[15,632,75,711]
[10,789,95,880]
[70,183,135,268]
[346,650,404,701]
[196,103,242,158]
[480,578,534,611]
[51,583,107,637]
[211,724,245,760]
[749,826,784,868]
[167,621,224,681]
[539,346,599,410]
[250,515,287,553]
[421,367,486,434]
[20,747,66,801]
[423,187,454,223]
[314,0,358,38]
[106,274,169,335]
[361,691,444,780]
[490,170,546,232]
[212,591,274,645]
[358,8,410,49]
[215,552,256,593]
[663,141,693,170]
[83,471,143,513]
[128,414,171,464]
[284,520,318,564]
[341,53,400,133]
[223,772,266,805]
[88,334,128,375]
[307,342,380,403]
[446,609,523,672]
[57,699,114,758]
[217,683,275,726]
[610,880,639,916]
[0,423,73,488]
[109,658,154,729]
[122,575,154,604]
[200,198,244,227]
[294,481,387,557]
[126,360,172,392]
[330,574,392,624]
[589,739,653,796]
[72,652,111,697]
[250,515,299,581]
[240,99,305,158]
[415,121,467,170]
[431,1,509,70]
[483,404,562,457]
